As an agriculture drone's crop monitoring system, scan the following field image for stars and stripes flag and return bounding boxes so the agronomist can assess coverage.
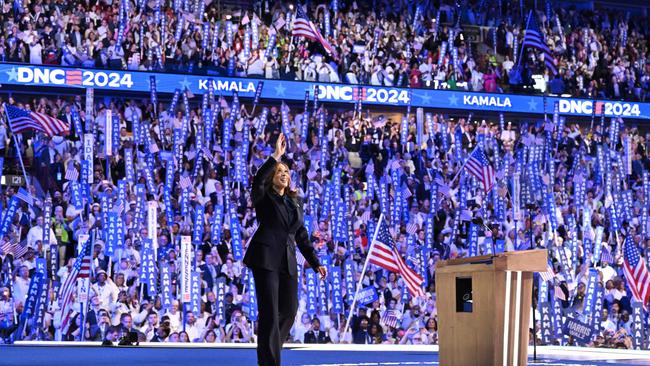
[0,238,27,258]
[13,239,28,258]
[600,245,614,264]
[406,221,419,235]
[65,167,79,181]
[4,104,70,136]
[292,6,338,57]
[622,236,650,307]
[179,175,192,190]
[367,216,425,297]
[58,239,92,330]
[360,210,371,222]
[381,309,399,328]
[464,147,496,192]
[521,11,558,75]
[539,260,555,282]
[14,187,34,206]
[554,285,566,301]
[0,239,11,255]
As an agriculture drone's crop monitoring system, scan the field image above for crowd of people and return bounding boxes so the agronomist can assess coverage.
[0,83,647,349]
[0,0,648,100]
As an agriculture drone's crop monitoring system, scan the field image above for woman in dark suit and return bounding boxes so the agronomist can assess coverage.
[243,133,327,366]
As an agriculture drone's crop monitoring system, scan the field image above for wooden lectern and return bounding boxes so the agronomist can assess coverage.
[435,250,547,366]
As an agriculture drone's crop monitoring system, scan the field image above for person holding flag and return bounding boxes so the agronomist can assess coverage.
[243,133,327,366]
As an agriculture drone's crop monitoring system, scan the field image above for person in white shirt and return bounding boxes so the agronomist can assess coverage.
[12,266,31,307]
[29,40,43,64]
[26,216,57,251]
[91,270,119,308]
[184,311,204,341]
[139,311,160,341]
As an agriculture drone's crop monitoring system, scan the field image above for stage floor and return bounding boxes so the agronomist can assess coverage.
[5,342,650,365]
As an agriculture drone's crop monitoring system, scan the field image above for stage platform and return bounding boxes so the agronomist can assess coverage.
[5,342,650,365]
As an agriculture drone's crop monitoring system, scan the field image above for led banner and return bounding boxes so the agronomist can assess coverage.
[2,63,649,119]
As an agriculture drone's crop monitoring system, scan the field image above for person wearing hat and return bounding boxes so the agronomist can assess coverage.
[91,269,118,308]
[243,133,326,366]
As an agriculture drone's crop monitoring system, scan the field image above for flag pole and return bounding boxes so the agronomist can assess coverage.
[342,213,383,339]
[449,144,480,186]
[2,104,30,186]
[516,11,533,69]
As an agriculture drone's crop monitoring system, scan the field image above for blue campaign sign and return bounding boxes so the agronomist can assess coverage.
[2,63,649,119]
[563,317,593,343]
[356,286,379,306]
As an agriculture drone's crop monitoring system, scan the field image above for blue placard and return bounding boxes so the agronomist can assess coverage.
[563,317,593,344]
[2,63,649,119]
[356,286,379,306]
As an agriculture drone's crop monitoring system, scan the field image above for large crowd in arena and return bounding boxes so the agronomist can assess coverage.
[0,0,648,351]
[1,0,648,99]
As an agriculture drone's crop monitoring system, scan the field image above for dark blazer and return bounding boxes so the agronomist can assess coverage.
[243,156,320,275]
[304,329,332,344]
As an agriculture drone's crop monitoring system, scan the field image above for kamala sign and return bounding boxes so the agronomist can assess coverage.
[2,63,649,119]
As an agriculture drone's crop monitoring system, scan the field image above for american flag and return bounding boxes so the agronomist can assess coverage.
[600,245,614,264]
[381,309,399,328]
[4,104,70,136]
[539,260,555,282]
[65,167,79,181]
[14,187,34,206]
[202,147,214,162]
[465,147,496,192]
[13,239,28,258]
[622,236,650,307]
[0,239,11,255]
[112,199,125,214]
[0,238,27,258]
[368,216,425,297]
[360,210,371,222]
[406,221,419,235]
[292,6,337,57]
[554,285,566,301]
[58,239,92,330]
[521,12,557,75]
[179,175,192,190]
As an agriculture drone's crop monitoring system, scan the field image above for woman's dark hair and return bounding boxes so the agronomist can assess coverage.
[263,161,299,199]
[66,313,80,336]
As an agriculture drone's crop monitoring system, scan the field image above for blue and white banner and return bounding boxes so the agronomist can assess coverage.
[216,277,227,319]
[192,204,204,245]
[248,268,258,321]
[211,204,224,243]
[229,206,243,260]
[356,286,378,306]
[330,266,343,314]
[3,64,649,118]
[343,259,355,304]
[630,301,646,349]
[190,271,201,315]
[306,270,318,316]
[139,239,157,296]
[21,272,44,322]
[160,262,173,312]
[0,196,19,238]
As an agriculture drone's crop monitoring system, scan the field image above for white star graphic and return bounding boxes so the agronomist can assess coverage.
[6,67,17,82]
[274,82,286,97]
[179,77,191,91]
[528,98,538,111]
[416,92,432,105]
[448,93,458,106]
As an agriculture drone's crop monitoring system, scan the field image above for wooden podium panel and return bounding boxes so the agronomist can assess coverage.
[435,250,547,366]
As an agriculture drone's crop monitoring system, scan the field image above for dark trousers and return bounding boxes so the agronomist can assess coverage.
[252,265,298,366]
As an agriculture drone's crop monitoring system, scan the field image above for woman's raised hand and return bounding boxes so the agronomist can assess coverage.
[272,133,286,160]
